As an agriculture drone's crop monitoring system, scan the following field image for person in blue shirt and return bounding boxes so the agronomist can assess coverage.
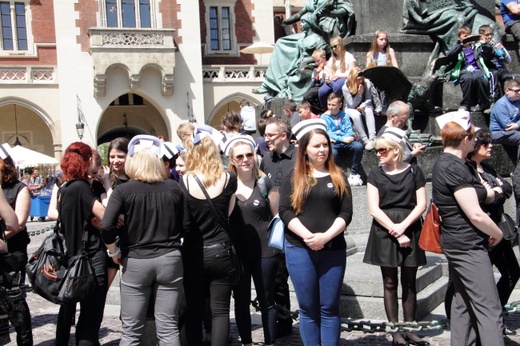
[320,92,364,185]
[490,79,520,159]
[501,0,520,57]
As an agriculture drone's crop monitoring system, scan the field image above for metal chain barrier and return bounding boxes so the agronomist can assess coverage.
[340,319,448,334]
[338,301,520,334]
[27,225,55,237]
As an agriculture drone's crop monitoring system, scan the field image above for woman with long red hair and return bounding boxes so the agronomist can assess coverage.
[56,142,106,345]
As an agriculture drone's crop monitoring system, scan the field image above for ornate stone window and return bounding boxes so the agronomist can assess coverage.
[101,0,154,28]
[204,0,238,56]
[0,1,29,51]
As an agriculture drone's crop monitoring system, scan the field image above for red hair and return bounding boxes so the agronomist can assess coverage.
[61,142,92,181]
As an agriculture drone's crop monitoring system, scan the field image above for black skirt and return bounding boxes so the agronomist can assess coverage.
[363,208,426,267]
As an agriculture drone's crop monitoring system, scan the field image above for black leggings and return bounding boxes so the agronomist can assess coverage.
[380,266,418,323]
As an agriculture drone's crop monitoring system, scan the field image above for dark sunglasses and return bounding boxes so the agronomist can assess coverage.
[480,140,491,147]
[234,152,254,162]
[330,44,339,49]
[375,147,390,155]
[509,88,520,93]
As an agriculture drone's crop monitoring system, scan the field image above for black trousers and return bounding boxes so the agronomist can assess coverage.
[55,249,107,346]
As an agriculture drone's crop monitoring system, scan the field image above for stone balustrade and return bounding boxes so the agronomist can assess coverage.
[202,65,266,82]
[0,67,56,84]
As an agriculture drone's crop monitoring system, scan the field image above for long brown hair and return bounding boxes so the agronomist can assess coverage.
[0,156,18,185]
[367,30,392,66]
[290,129,347,214]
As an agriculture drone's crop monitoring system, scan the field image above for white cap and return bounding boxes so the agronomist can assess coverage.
[435,111,472,131]
[292,119,327,141]
[222,135,256,156]
[128,135,163,157]
[0,143,11,160]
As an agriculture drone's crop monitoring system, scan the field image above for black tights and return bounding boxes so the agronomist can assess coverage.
[380,266,418,323]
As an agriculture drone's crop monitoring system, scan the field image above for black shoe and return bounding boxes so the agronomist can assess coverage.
[277,325,293,338]
[504,327,517,336]
[404,335,430,346]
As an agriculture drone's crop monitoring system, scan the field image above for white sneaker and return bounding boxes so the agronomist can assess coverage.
[348,174,363,186]
[364,140,374,150]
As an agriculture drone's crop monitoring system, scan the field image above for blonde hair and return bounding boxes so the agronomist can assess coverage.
[125,150,165,183]
[312,48,325,61]
[347,67,363,95]
[367,30,392,66]
[176,123,195,142]
[185,137,224,187]
[373,135,405,162]
[227,142,263,180]
[330,36,346,74]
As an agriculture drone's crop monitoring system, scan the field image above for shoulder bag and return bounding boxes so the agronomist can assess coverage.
[418,200,442,254]
[192,174,243,286]
[26,222,68,303]
[267,214,285,251]
[498,212,519,247]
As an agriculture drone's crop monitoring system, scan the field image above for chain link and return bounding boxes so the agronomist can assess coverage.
[27,225,55,237]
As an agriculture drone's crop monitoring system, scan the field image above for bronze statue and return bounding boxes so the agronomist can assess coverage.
[401,0,502,64]
[253,0,355,100]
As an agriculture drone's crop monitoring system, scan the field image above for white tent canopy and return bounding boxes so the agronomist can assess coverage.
[9,145,59,168]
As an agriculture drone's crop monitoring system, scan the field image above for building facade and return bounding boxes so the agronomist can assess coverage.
[0,0,301,160]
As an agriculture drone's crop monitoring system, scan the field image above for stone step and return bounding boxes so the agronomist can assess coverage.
[340,274,448,320]
[342,253,445,298]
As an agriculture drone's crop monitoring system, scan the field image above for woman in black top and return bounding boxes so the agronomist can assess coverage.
[468,129,520,333]
[363,128,428,346]
[227,136,279,346]
[432,120,504,345]
[56,142,106,346]
[102,135,189,345]
[0,148,33,345]
[279,120,351,346]
[180,132,237,346]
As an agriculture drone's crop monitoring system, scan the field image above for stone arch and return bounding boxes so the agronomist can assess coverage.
[208,92,261,127]
[96,90,170,145]
[0,97,57,156]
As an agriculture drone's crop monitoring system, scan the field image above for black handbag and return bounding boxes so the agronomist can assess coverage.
[57,244,98,304]
[498,212,519,246]
[25,223,68,304]
[192,175,243,286]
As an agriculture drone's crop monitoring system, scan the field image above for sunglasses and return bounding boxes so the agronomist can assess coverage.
[480,140,491,147]
[234,152,254,162]
[330,44,339,49]
[375,147,390,155]
[509,88,520,93]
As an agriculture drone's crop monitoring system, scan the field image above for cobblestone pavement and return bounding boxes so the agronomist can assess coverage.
[10,220,520,345]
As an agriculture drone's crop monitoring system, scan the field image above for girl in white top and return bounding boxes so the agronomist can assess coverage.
[318,36,356,111]
[366,30,398,68]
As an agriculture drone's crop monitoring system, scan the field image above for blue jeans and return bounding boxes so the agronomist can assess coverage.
[318,78,347,110]
[233,255,278,344]
[285,241,346,346]
[491,130,520,159]
[332,141,364,175]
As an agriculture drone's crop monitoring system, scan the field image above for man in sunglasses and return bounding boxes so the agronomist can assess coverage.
[490,79,520,159]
